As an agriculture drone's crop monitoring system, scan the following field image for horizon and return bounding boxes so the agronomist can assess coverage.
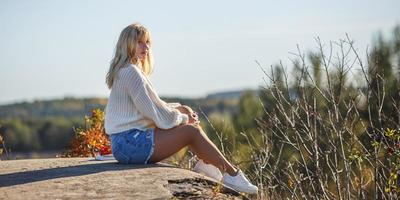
[1,0,399,105]
[0,87,257,106]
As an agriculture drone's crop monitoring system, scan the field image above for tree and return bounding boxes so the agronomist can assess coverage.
[0,119,40,151]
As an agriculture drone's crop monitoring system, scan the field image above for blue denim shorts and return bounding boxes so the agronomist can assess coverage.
[109,128,155,164]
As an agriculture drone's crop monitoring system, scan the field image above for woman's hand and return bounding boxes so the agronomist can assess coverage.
[176,105,199,125]
[176,105,193,115]
[188,112,199,125]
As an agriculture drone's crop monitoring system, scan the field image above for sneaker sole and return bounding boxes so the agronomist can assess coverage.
[223,182,258,194]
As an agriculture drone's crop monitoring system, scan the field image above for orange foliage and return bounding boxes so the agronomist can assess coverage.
[0,134,3,156]
[62,109,111,157]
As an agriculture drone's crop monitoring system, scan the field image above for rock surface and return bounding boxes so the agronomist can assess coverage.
[0,158,249,199]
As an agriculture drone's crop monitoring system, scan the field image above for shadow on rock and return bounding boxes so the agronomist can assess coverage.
[0,161,176,187]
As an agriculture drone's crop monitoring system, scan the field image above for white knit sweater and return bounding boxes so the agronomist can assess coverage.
[105,64,189,135]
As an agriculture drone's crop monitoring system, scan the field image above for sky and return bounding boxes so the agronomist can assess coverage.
[0,0,399,105]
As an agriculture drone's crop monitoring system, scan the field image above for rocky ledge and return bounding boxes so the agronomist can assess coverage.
[0,158,250,199]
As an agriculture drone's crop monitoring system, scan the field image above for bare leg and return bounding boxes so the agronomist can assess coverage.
[148,124,237,176]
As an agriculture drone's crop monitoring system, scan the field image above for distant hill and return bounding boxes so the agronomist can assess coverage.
[0,97,107,120]
[206,89,258,100]
[0,89,258,120]
[0,88,259,152]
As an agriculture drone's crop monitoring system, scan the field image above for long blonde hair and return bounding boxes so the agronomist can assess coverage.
[106,23,153,89]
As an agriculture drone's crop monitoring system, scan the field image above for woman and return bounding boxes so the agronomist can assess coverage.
[104,23,258,194]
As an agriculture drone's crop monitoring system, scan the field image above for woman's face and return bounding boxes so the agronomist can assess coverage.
[136,39,150,61]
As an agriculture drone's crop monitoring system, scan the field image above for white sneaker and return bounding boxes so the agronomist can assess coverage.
[192,159,223,181]
[222,170,258,194]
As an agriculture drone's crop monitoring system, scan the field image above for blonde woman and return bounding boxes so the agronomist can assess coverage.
[105,23,258,194]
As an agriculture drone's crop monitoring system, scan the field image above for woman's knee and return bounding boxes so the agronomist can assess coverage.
[179,124,203,141]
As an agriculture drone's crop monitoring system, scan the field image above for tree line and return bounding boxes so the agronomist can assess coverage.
[0,94,246,152]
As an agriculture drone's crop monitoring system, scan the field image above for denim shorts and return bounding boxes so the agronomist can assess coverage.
[109,128,155,164]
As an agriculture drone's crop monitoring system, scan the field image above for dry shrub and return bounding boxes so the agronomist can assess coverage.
[61,109,111,157]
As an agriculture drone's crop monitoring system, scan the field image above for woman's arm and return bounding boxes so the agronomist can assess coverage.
[160,98,199,124]
[165,102,181,109]
[123,67,189,129]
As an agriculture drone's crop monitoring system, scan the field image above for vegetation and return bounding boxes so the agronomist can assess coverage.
[61,109,111,157]
[0,131,8,158]
[0,117,81,153]
[201,25,400,199]
[0,94,244,154]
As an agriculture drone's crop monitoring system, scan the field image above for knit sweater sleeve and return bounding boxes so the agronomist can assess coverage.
[165,102,182,109]
[123,67,189,129]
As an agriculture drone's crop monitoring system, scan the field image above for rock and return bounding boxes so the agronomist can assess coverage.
[0,158,249,199]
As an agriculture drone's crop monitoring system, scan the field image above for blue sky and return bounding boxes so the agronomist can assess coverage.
[0,0,399,105]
